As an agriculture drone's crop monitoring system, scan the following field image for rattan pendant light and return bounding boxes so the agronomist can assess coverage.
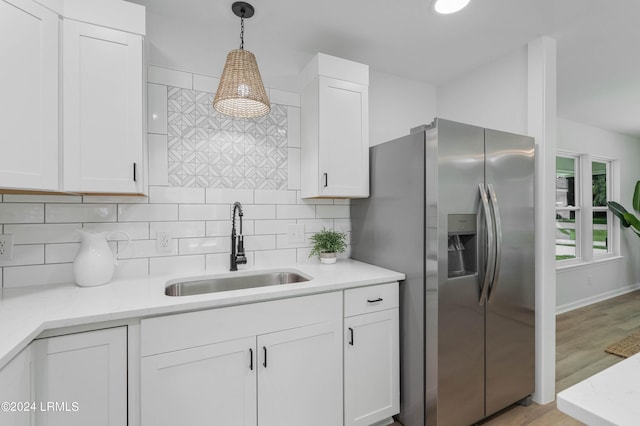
[213,2,270,118]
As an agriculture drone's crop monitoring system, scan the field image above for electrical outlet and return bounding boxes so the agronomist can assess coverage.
[156,231,172,253]
[0,234,14,261]
[287,224,305,244]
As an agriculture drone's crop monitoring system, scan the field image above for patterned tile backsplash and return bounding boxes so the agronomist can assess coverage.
[0,66,351,290]
[167,86,289,190]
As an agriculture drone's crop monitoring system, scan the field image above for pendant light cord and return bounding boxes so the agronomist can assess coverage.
[239,10,245,50]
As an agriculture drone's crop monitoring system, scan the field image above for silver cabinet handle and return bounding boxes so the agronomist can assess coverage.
[478,184,495,305]
[487,184,503,303]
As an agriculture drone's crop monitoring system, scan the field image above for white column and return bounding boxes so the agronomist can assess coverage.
[527,36,557,404]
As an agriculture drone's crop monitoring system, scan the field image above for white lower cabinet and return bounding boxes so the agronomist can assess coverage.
[344,284,400,426]
[258,321,342,426]
[140,292,343,426]
[34,327,128,426]
[141,337,256,426]
[0,345,34,426]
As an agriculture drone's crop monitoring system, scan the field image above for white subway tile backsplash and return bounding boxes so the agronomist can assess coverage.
[288,148,301,190]
[277,205,315,219]
[4,224,81,244]
[254,219,295,235]
[46,204,117,223]
[179,204,229,221]
[244,235,276,251]
[334,219,352,232]
[149,255,205,276]
[83,222,150,240]
[287,107,301,148]
[148,83,168,134]
[206,188,254,204]
[206,220,256,237]
[296,247,315,264]
[254,190,297,205]
[242,205,276,220]
[118,239,178,259]
[316,205,350,219]
[0,245,44,267]
[254,249,296,267]
[193,74,220,93]
[113,258,149,280]
[206,252,255,271]
[297,219,335,233]
[333,199,351,205]
[276,234,310,249]
[118,204,178,222]
[148,66,192,89]
[45,243,80,264]
[0,203,44,224]
[4,263,74,288]
[148,135,169,186]
[149,187,205,204]
[178,237,228,255]
[150,221,205,238]
[2,194,81,203]
[270,89,300,107]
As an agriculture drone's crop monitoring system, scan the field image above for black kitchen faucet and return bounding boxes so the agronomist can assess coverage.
[230,201,248,271]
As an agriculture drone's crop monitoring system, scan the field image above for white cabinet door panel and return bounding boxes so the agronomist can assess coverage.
[0,345,33,426]
[63,19,143,193]
[0,0,58,190]
[345,309,399,426]
[35,327,127,426]
[258,321,342,426]
[141,336,257,426]
[319,76,369,198]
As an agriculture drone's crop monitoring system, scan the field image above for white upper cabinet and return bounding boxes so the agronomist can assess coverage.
[0,0,145,194]
[62,19,144,193]
[301,53,369,199]
[0,0,59,191]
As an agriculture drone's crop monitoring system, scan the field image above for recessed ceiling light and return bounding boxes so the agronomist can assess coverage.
[433,0,471,14]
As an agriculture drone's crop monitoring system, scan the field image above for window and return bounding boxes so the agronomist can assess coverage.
[556,153,615,264]
[556,155,580,261]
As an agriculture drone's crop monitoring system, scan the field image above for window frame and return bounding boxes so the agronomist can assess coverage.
[556,151,618,268]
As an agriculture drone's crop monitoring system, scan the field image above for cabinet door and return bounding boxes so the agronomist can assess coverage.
[318,76,369,198]
[34,327,127,426]
[0,0,58,190]
[0,345,33,426]
[344,309,399,426]
[141,337,257,426]
[258,321,342,426]
[63,19,143,193]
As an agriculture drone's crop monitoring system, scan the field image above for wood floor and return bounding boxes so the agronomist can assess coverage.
[476,290,640,425]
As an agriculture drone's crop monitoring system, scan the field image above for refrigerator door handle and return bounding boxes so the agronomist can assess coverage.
[478,183,495,305]
[487,184,503,303]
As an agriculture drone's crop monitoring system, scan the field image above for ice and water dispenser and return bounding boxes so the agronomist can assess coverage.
[447,214,477,278]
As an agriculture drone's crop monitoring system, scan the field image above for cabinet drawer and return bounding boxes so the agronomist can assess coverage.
[344,282,398,317]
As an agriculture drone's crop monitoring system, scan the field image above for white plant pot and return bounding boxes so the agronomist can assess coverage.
[319,252,337,264]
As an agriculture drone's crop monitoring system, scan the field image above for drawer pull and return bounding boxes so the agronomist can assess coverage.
[348,327,354,346]
[249,348,253,371]
[367,297,383,303]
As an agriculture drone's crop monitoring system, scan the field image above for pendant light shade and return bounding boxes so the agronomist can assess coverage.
[214,48,270,118]
[213,2,270,118]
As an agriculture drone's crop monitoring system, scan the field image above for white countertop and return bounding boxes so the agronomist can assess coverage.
[0,259,405,370]
[557,353,640,425]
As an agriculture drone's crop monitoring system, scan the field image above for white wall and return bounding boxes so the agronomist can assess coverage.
[556,118,640,312]
[369,70,436,146]
[436,46,528,134]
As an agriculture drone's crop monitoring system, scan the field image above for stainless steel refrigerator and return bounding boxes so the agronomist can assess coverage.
[351,118,535,426]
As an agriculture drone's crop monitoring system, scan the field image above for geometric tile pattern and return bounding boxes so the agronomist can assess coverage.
[167,86,288,190]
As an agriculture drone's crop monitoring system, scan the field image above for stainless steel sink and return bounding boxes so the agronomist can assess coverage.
[165,270,311,296]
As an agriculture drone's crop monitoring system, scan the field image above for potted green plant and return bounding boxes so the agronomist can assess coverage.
[608,180,640,237]
[309,228,347,264]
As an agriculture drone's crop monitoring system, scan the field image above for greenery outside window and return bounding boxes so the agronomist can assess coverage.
[556,155,580,261]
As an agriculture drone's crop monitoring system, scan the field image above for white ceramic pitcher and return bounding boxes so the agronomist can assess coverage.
[73,230,131,287]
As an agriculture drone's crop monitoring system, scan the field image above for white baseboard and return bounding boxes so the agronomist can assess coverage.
[556,283,640,315]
